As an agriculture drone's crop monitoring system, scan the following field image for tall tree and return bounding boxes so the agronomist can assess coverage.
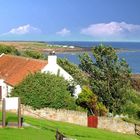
[58,58,89,86]
[79,44,131,114]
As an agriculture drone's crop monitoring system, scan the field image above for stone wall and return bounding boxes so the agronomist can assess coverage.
[21,105,87,126]
[98,117,135,134]
[21,105,136,134]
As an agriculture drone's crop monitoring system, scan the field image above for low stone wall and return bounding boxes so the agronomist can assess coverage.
[21,105,136,134]
[98,117,135,134]
[21,105,87,126]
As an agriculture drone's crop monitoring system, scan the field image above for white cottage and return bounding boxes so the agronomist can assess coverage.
[0,53,81,99]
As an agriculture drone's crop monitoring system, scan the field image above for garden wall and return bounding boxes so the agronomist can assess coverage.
[21,105,87,126]
[98,117,135,134]
[21,105,136,134]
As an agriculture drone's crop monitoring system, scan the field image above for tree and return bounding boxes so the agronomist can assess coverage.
[79,44,131,114]
[76,86,108,116]
[58,58,89,86]
[12,72,77,110]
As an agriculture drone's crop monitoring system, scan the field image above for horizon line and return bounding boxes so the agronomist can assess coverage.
[0,40,140,43]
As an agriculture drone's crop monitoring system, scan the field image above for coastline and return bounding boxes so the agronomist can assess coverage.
[1,41,140,53]
[0,41,140,73]
[0,41,92,53]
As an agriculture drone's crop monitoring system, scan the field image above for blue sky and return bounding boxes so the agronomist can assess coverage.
[0,0,140,41]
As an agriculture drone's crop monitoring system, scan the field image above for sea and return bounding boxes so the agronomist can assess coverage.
[47,41,140,74]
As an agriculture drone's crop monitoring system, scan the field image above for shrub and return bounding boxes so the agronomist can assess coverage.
[123,89,140,120]
[0,44,20,55]
[23,50,45,59]
[76,86,108,116]
[12,72,77,110]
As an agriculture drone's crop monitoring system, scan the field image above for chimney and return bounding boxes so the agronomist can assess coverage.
[48,51,57,65]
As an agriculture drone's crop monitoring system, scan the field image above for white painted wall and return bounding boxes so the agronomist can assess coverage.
[74,85,82,97]
[0,79,13,99]
[42,55,73,81]
[0,79,8,99]
[7,85,13,96]
[42,55,82,96]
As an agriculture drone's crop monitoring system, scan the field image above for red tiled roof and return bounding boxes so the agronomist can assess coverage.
[0,54,48,86]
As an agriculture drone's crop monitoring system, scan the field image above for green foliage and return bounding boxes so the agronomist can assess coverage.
[23,50,45,59]
[79,44,131,114]
[123,89,140,120]
[58,58,89,86]
[12,72,77,110]
[131,74,140,91]
[0,44,20,55]
[76,86,108,116]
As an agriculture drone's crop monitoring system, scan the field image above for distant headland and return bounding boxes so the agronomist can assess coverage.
[0,41,92,53]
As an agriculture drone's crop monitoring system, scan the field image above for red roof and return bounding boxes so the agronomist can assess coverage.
[0,54,48,86]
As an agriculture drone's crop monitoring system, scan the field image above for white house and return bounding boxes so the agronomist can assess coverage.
[0,53,81,100]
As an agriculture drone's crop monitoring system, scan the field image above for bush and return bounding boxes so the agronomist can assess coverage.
[12,72,77,110]
[76,86,108,116]
[23,50,45,59]
[0,44,20,55]
[123,89,140,120]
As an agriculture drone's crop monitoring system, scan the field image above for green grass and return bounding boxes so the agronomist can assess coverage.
[0,112,139,140]
[0,41,63,50]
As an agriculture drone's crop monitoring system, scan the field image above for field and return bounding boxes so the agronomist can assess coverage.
[0,112,139,140]
[0,41,88,52]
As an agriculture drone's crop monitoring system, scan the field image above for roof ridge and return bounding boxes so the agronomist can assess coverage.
[0,53,5,57]
[3,54,48,63]
[0,54,48,86]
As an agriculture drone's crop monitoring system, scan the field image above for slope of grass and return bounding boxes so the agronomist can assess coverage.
[0,112,139,140]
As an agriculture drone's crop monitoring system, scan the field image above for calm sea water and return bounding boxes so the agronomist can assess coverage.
[48,41,140,73]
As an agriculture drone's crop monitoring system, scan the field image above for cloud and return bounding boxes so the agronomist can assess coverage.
[3,24,41,35]
[56,28,71,36]
[81,22,140,40]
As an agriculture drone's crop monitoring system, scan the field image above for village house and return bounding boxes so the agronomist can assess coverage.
[0,53,81,100]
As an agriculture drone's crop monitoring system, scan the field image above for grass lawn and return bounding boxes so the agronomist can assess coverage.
[0,112,139,140]
[0,41,50,49]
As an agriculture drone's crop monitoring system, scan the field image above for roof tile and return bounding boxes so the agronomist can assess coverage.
[0,54,48,86]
